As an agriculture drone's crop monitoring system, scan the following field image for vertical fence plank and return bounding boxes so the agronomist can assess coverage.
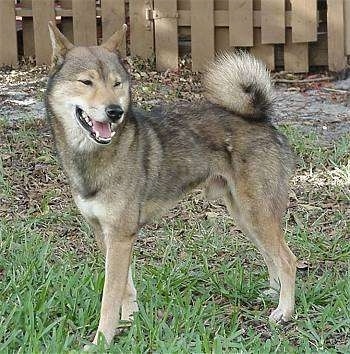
[251,28,274,70]
[327,0,346,71]
[345,0,350,55]
[154,0,178,70]
[291,0,317,43]
[32,0,55,65]
[261,0,285,44]
[129,0,154,58]
[228,0,253,47]
[22,0,35,57]
[284,28,308,72]
[0,0,17,66]
[191,0,214,71]
[72,0,97,46]
[101,0,126,54]
[60,0,74,43]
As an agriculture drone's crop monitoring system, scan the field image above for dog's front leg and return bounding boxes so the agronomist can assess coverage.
[93,233,135,345]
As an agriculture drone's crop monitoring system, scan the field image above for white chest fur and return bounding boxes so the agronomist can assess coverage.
[74,195,107,221]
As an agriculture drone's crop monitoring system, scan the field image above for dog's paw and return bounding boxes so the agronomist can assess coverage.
[120,300,139,323]
[83,343,96,352]
[269,307,292,323]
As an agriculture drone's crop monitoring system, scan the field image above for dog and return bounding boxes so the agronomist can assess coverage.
[45,22,297,346]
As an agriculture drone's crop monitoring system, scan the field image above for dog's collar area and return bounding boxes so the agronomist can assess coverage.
[75,107,116,145]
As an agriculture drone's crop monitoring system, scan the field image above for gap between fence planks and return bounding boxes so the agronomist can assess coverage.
[22,0,35,57]
[154,0,178,71]
[60,0,74,43]
[191,0,215,72]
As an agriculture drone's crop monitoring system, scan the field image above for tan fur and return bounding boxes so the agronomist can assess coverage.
[46,23,297,347]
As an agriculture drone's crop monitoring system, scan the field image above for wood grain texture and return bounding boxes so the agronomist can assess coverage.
[284,28,308,72]
[154,0,178,70]
[191,0,215,71]
[327,0,346,71]
[101,0,126,54]
[261,0,285,44]
[345,0,350,55]
[0,0,18,66]
[228,0,253,47]
[129,0,154,57]
[32,0,55,65]
[72,0,97,46]
[291,0,317,43]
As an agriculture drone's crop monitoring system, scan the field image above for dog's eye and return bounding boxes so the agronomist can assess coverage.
[114,81,121,87]
[79,80,93,86]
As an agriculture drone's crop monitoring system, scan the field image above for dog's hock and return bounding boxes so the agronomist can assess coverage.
[101,24,127,53]
[48,21,74,67]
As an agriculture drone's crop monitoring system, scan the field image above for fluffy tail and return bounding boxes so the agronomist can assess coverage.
[203,51,274,121]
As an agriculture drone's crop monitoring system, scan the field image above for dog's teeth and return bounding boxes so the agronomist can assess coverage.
[84,117,89,123]
[95,131,100,139]
[111,132,116,137]
[82,112,87,119]
[88,120,92,126]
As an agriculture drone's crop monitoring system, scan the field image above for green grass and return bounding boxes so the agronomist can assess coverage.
[0,117,349,353]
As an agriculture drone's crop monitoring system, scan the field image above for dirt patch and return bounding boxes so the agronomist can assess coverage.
[0,60,349,141]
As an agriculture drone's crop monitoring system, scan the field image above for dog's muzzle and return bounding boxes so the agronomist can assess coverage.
[75,106,119,145]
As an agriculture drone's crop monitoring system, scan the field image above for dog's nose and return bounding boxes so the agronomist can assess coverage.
[105,105,124,122]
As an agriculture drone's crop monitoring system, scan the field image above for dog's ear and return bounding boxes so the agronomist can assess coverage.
[48,21,74,67]
[101,24,127,53]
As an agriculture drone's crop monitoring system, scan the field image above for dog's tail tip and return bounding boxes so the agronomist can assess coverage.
[203,51,274,121]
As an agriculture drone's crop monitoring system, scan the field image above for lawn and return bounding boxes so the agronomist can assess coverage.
[0,114,349,353]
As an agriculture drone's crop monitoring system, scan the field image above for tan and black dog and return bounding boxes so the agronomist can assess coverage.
[45,22,296,346]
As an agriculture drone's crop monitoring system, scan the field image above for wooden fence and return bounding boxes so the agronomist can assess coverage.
[0,0,349,72]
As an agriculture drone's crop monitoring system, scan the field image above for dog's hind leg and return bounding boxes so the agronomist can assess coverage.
[223,183,296,323]
[121,266,139,322]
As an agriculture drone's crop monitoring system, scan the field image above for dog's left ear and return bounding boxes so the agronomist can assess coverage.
[101,24,127,53]
[48,21,74,67]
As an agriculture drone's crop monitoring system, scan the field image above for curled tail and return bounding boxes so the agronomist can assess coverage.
[203,51,274,121]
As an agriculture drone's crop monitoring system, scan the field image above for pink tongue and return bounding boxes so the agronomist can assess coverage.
[91,120,111,138]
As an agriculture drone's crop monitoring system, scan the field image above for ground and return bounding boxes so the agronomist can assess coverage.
[0,59,349,353]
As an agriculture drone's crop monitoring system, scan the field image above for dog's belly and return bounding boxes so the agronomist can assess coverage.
[139,199,178,225]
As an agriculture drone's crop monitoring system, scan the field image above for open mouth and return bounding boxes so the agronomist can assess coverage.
[75,107,116,145]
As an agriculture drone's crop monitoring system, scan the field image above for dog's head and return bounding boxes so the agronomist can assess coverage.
[46,22,130,150]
